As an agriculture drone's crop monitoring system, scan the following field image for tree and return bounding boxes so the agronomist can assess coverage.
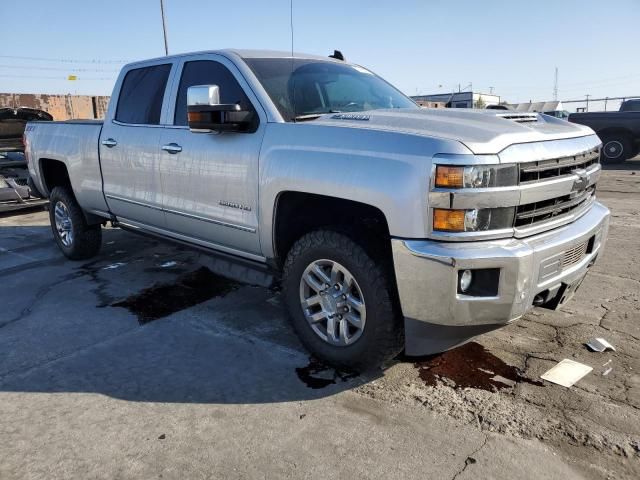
[474,96,486,109]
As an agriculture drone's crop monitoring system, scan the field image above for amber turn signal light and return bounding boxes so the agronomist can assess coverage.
[187,111,206,122]
[435,166,464,188]
[433,208,465,232]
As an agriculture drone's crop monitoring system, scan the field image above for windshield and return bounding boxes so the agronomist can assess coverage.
[244,58,418,121]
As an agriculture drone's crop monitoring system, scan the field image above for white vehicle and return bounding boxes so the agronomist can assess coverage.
[25,50,609,370]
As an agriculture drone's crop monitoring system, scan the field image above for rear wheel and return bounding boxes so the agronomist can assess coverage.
[49,186,102,260]
[600,134,632,163]
[283,230,403,371]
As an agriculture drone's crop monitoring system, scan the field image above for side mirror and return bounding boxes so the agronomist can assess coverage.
[187,85,254,133]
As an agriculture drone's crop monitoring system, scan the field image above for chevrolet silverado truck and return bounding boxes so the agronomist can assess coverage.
[25,50,610,370]
[569,99,640,163]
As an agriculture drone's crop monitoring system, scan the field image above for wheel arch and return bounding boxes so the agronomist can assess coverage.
[596,127,634,142]
[271,191,392,267]
[39,157,103,225]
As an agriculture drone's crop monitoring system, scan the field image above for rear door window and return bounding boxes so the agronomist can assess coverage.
[115,64,171,124]
[174,60,252,126]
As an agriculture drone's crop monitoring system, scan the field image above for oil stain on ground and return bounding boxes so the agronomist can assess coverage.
[112,267,239,324]
[296,358,359,389]
[414,342,543,391]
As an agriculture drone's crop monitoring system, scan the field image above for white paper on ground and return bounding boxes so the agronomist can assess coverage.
[585,338,616,352]
[541,359,593,387]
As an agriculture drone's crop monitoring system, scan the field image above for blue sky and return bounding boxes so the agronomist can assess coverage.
[1,0,638,104]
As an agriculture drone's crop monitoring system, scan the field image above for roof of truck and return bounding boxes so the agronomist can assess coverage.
[124,49,341,68]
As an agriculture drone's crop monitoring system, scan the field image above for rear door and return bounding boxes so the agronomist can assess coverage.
[100,61,175,227]
[158,54,266,257]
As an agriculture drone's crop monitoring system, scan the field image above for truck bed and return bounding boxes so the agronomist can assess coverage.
[25,120,108,215]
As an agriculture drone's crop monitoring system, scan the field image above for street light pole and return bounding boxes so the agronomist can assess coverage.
[160,0,169,56]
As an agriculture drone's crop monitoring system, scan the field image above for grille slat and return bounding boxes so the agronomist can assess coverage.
[519,147,600,183]
[562,241,589,269]
[515,186,595,227]
[514,147,600,230]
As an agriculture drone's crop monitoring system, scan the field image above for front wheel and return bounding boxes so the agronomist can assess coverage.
[282,230,403,371]
[49,186,102,260]
[600,134,632,163]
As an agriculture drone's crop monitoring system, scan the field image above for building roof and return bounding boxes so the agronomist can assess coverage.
[508,101,563,112]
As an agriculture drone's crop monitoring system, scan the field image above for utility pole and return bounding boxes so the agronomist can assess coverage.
[553,67,558,101]
[160,0,169,56]
[585,94,590,112]
[489,86,494,94]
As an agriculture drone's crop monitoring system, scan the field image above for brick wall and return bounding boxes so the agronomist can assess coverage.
[0,93,110,120]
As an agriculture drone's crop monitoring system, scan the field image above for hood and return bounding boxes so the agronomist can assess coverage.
[313,108,594,155]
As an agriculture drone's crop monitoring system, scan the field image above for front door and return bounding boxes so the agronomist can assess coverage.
[100,62,173,228]
[158,55,265,257]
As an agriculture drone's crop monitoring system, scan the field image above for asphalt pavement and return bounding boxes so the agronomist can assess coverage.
[0,160,638,479]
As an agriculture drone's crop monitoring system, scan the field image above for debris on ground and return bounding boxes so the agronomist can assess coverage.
[586,337,616,352]
[102,262,126,270]
[540,359,593,387]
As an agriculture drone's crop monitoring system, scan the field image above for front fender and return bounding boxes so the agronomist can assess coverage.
[258,123,471,258]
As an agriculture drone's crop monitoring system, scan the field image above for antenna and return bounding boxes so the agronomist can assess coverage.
[290,0,296,121]
[290,0,294,59]
[160,0,169,56]
[553,67,558,101]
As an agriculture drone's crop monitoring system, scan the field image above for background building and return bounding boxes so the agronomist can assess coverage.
[411,91,501,109]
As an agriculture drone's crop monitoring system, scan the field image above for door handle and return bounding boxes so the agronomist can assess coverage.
[161,143,182,154]
[101,138,117,148]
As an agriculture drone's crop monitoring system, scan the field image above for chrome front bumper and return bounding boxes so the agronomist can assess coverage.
[392,201,610,355]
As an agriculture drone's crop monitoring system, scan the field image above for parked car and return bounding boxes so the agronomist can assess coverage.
[569,100,640,162]
[25,50,609,370]
[0,152,47,213]
[0,107,52,152]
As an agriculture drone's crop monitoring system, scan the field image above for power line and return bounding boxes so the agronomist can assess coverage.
[0,74,114,81]
[0,55,129,64]
[0,64,119,73]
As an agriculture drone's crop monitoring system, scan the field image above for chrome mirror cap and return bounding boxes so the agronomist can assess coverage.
[187,85,220,106]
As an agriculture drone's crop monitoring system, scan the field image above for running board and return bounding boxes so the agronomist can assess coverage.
[116,223,276,288]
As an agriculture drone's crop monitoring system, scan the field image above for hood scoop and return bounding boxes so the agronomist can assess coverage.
[494,112,540,123]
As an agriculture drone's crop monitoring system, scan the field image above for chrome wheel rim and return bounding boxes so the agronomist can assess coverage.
[54,201,73,247]
[604,140,623,159]
[299,259,366,346]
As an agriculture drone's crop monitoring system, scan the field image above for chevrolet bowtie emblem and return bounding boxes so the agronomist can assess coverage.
[571,168,589,192]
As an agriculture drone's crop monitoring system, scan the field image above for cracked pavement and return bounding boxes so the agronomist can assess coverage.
[0,160,638,479]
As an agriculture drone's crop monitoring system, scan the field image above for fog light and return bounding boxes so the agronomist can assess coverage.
[459,269,473,293]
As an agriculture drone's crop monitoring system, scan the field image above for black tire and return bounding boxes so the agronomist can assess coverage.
[49,186,102,260]
[600,134,632,164]
[283,230,404,371]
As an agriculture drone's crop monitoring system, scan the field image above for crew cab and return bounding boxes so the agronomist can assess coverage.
[25,50,610,370]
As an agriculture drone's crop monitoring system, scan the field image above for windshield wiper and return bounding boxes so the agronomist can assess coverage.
[293,110,342,122]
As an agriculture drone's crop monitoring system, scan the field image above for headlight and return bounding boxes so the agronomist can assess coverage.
[433,207,515,232]
[435,164,518,189]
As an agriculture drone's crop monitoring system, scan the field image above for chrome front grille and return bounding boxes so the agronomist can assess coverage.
[562,241,589,269]
[515,186,595,227]
[519,147,600,183]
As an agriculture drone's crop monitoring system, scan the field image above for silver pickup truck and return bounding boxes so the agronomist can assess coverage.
[25,49,609,370]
